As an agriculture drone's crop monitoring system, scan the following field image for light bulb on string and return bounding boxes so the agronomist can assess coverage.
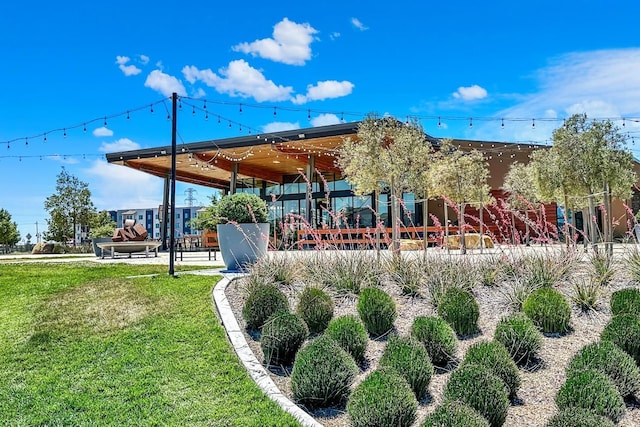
[239,103,243,113]
[340,112,344,122]
[192,106,196,116]
[273,107,277,117]
[203,100,207,110]
[25,138,28,146]
[205,111,209,121]
[43,133,47,143]
[63,128,67,138]
[103,117,107,127]
[84,123,87,132]
[532,119,535,128]
[623,118,626,127]
[126,111,130,120]
[150,104,154,114]
[469,118,473,128]
[167,112,171,121]
[437,116,441,128]
[307,109,311,120]
[501,118,504,129]
[217,116,221,124]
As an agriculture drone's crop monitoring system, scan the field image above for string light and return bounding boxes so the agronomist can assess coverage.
[150,104,154,114]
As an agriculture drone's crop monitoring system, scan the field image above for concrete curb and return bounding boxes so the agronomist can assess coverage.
[212,274,323,427]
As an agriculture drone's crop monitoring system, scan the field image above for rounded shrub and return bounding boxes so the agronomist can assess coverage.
[260,311,308,366]
[494,312,543,365]
[461,340,520,399]
[437,288,480,336]
[410,315,458,367]
[347,368,417,427]
[523,287,571,334]
[444,363,509,427]
[546,407,615,427]
[324,315,368,362]
[567,340,640,398]
[357,287,397,337]
[422,401,490,427]
[610,287,640,316]
[601,313,640,365]
[555,369,625,423]
[296,286,334,334]
[242,283,289,330]
[291,335,358,409]
[379,335,434,399]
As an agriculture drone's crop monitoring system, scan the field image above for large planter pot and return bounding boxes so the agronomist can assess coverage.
[92,237,113,257]
[216,223,270,271]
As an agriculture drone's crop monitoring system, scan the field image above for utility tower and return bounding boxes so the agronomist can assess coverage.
[184,188,199,207]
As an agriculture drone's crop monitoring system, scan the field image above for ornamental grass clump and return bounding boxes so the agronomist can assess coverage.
[306,252,382,295]
[443,363,509,427]
[555,369,625,423]
[601,313,640,365]
[291,335,358,409]
[437,287,480,337]
[410,316,458,367]
[250,253,299,287]
[571,279,603,312]
[519,250,575,288]
[260,311,308,366]
[241,282,289,330]
[347,368,417,427]
[494,312,543,365]
[357,287,397,337]
[386,255,424,296]
[296,286,334,334]
[324,315,368,363]
[567,340,640,398]
[423,256,477,307]
[546,407,615,427]
[378,335,434,399]
[589,251,615,287]
[610,287,640,316]
[422,401,490,427]
[461,340,521,399]
[523,287,571,334]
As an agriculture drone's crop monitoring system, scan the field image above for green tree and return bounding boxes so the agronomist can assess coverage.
[0,209,20,252]
[337,115,435,253]
[43,167,95,245]
[430,140,491,254]
[503,162,541,244]
[542,114,636,254]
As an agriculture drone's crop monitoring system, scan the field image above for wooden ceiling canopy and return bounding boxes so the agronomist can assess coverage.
[105,122,359,191]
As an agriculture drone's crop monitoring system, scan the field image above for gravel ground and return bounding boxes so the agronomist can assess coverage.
[224,251,640,427]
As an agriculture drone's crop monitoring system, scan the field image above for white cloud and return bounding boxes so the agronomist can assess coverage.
[144,69,187,97]
[292,80,355,104]
[232,17,318,66]
[453,85,488,101]
[182,60,293,102]
[262,122,300,133]
[139,54,150,65]
[85,160,164,211]
[49,155,79,164]
[92,127,113,137]
[329,32,341,40]
[310,114,342,127]
[193,87,206,98]
[475,48,640,143]
[99,138,141,153]
[351,18,368,31]
[115,55,142,76]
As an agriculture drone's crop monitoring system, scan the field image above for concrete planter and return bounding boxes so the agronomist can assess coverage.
[91,237,113,257]
[217,223,270,271]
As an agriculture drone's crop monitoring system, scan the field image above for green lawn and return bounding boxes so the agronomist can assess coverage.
[0,262,299,426]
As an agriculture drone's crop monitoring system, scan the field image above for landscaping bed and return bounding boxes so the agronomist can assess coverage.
[224,248,640,427]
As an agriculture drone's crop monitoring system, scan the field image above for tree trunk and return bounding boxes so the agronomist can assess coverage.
[588,194,598,253]
[603,182,612,257]
[444,201,449,251]
[459,202,467,255]
[423,191,428,260]
[391,186,401,256]
[563,193,570,247]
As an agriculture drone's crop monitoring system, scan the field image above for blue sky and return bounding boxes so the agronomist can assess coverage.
[2,0,640,242]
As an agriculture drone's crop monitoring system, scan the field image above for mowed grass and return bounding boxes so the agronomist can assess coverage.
[0,262,299,426]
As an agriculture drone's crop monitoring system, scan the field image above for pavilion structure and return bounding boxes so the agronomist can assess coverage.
[105,121,639,247]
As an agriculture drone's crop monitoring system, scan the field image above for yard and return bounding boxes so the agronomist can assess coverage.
[0,262,298,426]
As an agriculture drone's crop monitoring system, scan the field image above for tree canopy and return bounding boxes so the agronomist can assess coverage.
[0,208,20,250]
[336,114,435,252]
[43,168,95,244]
